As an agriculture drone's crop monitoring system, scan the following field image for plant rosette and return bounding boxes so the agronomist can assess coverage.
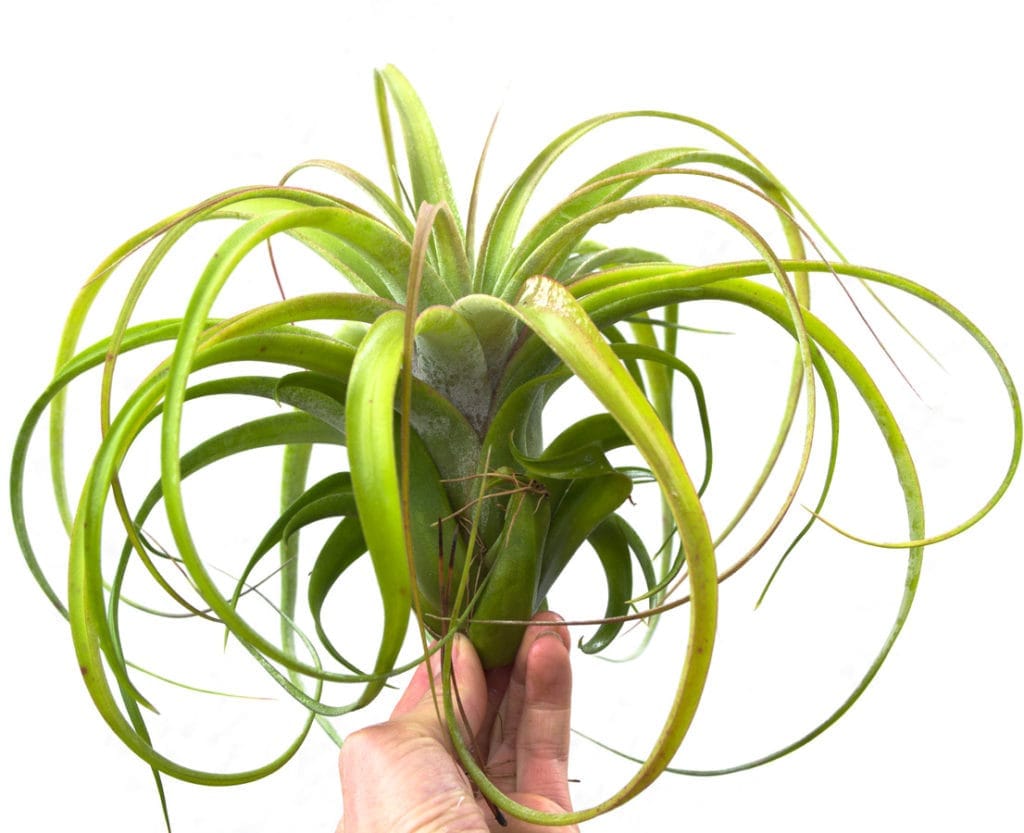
[10,65,1020,828]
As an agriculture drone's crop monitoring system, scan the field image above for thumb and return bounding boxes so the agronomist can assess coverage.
[391,633,489,750]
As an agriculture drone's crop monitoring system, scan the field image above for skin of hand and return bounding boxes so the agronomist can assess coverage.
[336,611,578,833]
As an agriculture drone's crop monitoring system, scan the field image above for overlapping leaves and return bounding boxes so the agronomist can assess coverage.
[10,65,1019,829]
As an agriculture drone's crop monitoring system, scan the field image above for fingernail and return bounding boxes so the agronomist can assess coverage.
[429,646,444,679]
[452,633,468,665]
[428,637,466,680]
[537,627,571,651]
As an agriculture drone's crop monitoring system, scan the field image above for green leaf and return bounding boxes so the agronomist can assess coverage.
[278,441,312,659]
[279,159,416,240]
[537,470,634,602]
[414,304,490,433]
[511,439,616,481]
[377,66,467,292]
[344,309,411,706]
[580,518,634,655]
[467,488,549,668]
[611,342,713,496]
[377,66,463,232]
[308,517,369,671]
[445,277,719,825]
[579,259,1020,548]
[230,473,358,614]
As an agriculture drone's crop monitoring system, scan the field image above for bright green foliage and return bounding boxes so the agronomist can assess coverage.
[10,66,1020,827]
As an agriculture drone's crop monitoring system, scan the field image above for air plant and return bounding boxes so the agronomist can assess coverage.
[10,65,1020,828]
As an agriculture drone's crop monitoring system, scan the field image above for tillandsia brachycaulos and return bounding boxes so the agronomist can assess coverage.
[10,64,1020,828]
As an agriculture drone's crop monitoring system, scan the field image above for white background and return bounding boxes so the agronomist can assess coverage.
[2,2,1021,831]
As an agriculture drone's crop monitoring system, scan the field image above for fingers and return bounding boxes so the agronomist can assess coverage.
[338,624,575,833]
[514,623,573,807]
[488,795,579,833]
[479,663,513,758]
[389,634,489,751]
[488,612,573,808]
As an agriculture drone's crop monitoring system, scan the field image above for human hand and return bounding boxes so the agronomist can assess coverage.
[336,611,578,833]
